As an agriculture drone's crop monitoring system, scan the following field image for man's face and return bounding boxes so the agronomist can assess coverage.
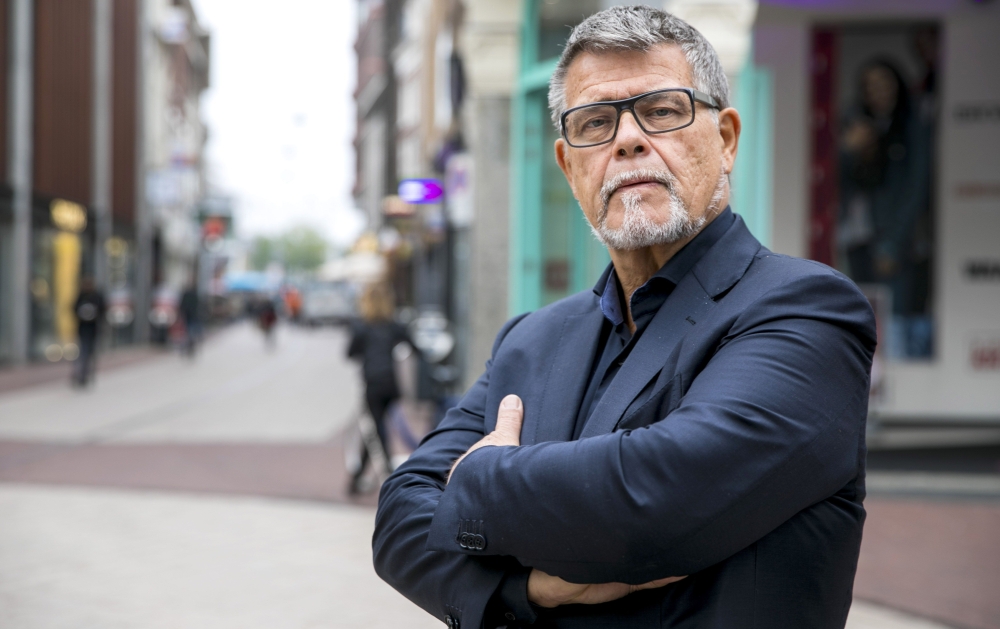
[555,44,739,251]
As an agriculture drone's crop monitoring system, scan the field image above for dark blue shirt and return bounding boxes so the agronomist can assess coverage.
[572,207,736,438]
[488,207,736,626]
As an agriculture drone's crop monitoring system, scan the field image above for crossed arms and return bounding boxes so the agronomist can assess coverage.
[372,273,876,626]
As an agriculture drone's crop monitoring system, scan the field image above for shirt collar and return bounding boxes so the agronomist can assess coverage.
[593,206,735,325]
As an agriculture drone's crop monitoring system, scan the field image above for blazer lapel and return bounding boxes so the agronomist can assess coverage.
[579,274,714,439]
[578,215,762,439]
[524,306,606,445]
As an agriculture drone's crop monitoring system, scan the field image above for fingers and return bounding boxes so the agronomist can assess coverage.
[493,394,523,446]
[630,575,688,593]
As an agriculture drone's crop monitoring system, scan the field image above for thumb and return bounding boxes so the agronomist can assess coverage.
[494,395,524,445]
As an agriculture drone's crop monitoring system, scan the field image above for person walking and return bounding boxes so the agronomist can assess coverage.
[346,283,411,495]
[179,282,202,357]
[72,277,106,387]
[257,298,277,347]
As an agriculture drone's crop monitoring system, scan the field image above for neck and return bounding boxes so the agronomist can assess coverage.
[609,236,695,333]
[609,201,726,333]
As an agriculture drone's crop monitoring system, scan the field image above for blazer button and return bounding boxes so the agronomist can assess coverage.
[470,533,485,551]
[457,532,469,549]
[444,614,459,629]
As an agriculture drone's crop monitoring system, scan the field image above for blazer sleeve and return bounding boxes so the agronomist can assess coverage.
[373,314,530,629]
[426,271,876,585]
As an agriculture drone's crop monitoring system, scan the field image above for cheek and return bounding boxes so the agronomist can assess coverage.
[661,140,717,201]
[571,160,606,216]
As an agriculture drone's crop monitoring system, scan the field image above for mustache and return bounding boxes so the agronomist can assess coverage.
[599,168,677,212]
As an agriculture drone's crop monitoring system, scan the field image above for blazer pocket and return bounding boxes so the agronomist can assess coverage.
[618,372,686,431]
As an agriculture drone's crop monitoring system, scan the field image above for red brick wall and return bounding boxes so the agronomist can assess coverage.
[33,0,94,204]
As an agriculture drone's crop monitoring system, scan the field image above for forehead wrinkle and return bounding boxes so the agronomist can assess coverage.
[563,44,694,109]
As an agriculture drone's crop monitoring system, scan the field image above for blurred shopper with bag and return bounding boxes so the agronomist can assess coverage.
[346,283,411,495]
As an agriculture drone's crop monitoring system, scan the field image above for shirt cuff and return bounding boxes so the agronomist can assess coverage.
[488,565,538,626]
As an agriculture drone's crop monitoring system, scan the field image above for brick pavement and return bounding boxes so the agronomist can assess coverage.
[0,344,162,394]
[0,437,378,508]
[855,497,1000,629]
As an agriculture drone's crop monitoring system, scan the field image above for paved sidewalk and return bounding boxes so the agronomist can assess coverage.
[0,484,437,629]
[0,483,954,629]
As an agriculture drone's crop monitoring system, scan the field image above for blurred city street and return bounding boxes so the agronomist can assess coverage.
[0,323,435,629]
[0,323,992,628]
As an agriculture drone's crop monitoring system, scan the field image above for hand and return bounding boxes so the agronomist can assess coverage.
[842,120,876,153]
[447,394,523,483]
[527,569,687,608]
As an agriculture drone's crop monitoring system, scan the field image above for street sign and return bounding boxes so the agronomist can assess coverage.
[398,178,444,204]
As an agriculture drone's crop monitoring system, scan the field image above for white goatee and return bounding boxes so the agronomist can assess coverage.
[590,167,727,251]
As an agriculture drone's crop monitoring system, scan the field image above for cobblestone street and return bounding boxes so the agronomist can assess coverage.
[0,323,993,628]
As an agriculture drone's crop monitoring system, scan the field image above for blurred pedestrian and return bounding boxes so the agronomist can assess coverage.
[179,282,202,357]
[258,298,277,347]
[72,277,106,387]
[346,283,411,494]
[283,286,302,322]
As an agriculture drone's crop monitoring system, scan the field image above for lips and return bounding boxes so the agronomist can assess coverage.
[615,179,660,192]
[599,168,676,211]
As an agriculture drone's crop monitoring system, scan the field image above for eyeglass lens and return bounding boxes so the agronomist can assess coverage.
[564,90,694,147]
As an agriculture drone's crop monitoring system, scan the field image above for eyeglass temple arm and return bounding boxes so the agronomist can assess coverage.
[691,89,720,109]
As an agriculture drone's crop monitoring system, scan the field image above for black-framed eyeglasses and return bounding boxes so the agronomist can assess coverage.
[560,87,720,148]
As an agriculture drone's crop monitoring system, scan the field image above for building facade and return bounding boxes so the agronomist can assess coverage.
[0,0,210,365]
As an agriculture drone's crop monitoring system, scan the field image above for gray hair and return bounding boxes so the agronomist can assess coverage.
[548,5,730,130]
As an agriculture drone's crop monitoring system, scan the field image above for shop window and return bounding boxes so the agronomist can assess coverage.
[810,24,939,361]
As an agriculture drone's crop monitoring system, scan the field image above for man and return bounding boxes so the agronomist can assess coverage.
[374,6,875,628]
[179,281,202,357]
[73,277,106,387]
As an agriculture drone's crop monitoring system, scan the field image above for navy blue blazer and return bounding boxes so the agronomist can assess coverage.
[374,216,877,628]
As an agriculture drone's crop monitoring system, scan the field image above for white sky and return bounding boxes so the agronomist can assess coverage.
[194,0,364,247]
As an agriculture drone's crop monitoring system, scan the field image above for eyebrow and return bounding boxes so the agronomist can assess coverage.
[576,85,684,105]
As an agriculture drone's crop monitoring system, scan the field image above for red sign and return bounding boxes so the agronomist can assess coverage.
[971,337,1000,371]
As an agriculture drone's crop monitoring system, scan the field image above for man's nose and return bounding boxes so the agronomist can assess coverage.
[611,111,649,157]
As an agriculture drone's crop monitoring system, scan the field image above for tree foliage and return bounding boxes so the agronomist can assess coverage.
[249,236,276,271]
[248,226,328,272]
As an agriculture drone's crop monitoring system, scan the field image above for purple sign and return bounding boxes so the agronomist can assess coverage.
[398,178,444,204]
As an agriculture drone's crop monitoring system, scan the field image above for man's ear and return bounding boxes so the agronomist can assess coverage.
[718,107,742,173]
[554,138,577,198]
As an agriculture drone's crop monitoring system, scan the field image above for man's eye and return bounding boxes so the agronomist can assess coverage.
[649,107,679,118]
[584,117,611,129]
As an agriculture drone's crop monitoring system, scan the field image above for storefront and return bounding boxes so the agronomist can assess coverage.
[754,0,1000,425]
[508,0,611,315]
[28,197,94,362]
